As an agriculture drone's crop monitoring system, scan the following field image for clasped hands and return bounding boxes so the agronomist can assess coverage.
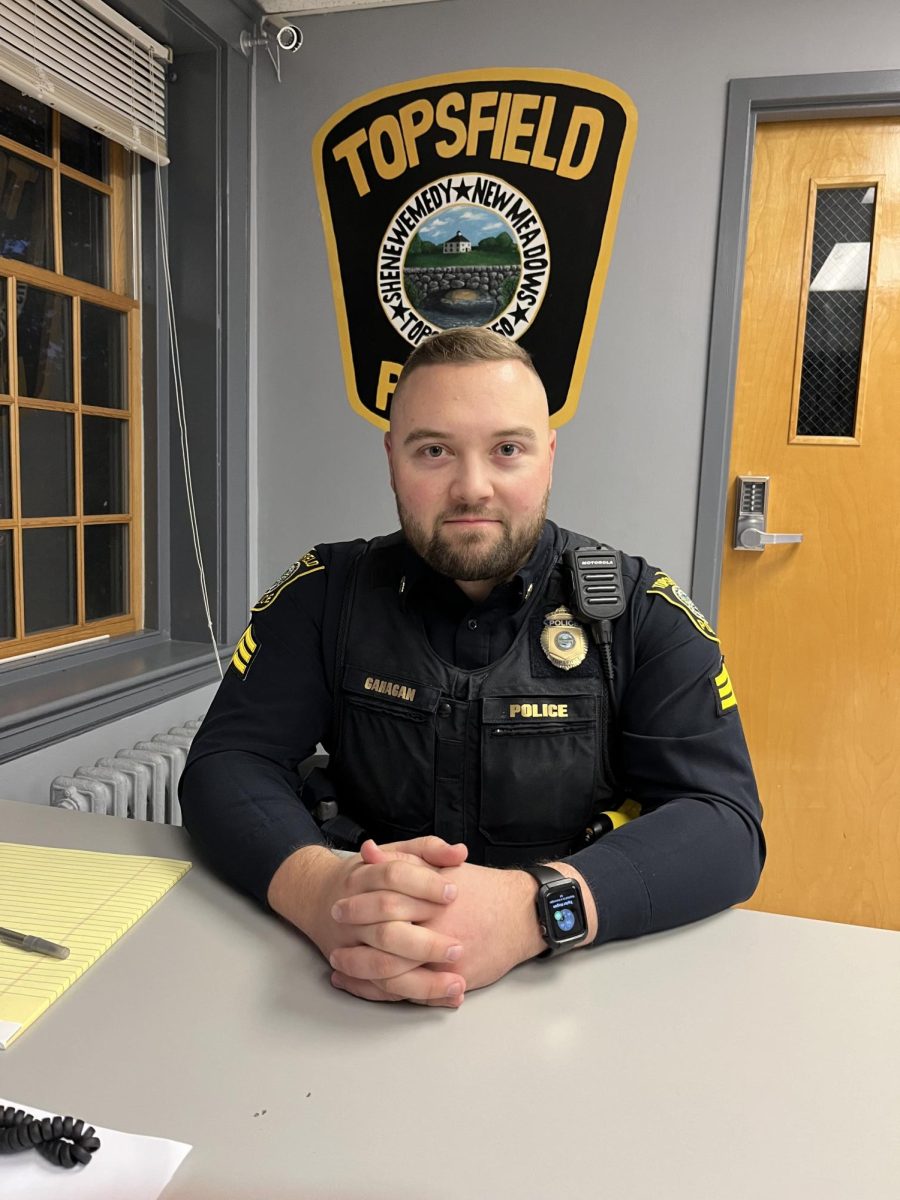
[272,836,546,1009]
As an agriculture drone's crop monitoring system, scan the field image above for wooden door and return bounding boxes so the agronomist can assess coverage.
[719,118,900,929]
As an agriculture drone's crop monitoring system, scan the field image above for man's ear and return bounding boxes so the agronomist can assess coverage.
[548,428,557,486]
[384,432,396,492]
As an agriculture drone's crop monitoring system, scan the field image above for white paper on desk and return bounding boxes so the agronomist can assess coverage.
[0,1098,191,1200]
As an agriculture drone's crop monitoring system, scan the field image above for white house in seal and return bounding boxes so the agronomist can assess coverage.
[443,230,472,254]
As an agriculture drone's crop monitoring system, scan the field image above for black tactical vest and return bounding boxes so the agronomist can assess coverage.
[328,529,620,867]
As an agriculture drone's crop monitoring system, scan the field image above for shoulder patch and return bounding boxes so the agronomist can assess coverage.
[252,550,324,611]
[646,571,719,643]
[231,624,259,679]
[710,659,738,715]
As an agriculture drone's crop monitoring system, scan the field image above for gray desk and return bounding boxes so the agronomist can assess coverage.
[2,799,898,1199]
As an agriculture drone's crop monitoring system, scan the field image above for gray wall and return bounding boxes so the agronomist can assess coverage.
[254,0,900,592]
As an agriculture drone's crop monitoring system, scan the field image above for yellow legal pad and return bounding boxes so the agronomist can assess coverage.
[0,842,191,1050]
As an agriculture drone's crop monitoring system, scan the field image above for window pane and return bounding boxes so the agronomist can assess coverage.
[60,116,108,182]
[0,80,51,155]
[23,526,76,634]
[0,148,52,268]
[17,286,72,401]
[83,415,127,515]
[0,405,10,519]
[61,177,109,288]
[20,408,74,517]
[82,303,126,409]
[85,524,128,621]
[798,187,875,438]
[0,280,8,393]
[0,529,13,639]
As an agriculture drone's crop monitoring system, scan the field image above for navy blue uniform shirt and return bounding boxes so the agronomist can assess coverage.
[180,522,764,945]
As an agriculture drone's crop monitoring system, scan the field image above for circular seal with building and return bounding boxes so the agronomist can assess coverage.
[377,173,550,347]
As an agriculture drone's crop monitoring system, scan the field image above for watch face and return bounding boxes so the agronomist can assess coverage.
[554,906,578,933]
[546,883,586,943]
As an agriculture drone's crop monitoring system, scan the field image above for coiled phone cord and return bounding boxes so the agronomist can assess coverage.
[0,1106,100,1169]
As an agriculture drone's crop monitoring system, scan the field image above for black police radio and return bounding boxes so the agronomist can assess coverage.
[563,546,632,847]
[563,546,626,701]
[563,546,627,625]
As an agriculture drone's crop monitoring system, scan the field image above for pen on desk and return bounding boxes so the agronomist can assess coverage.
[0,925,70,959]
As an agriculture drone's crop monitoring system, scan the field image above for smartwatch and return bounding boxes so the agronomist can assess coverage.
[522,865,588,957]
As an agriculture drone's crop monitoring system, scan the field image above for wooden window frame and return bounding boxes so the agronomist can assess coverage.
[0,109,142,660]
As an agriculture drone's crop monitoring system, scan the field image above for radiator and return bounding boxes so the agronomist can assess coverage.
[49,719,204,824]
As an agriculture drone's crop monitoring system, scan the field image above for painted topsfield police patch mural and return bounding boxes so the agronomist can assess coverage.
[313,69,637,429]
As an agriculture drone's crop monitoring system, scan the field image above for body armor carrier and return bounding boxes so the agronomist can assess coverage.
[325,530,621,867]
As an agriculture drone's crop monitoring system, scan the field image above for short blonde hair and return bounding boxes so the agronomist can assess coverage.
[391,327,539,412]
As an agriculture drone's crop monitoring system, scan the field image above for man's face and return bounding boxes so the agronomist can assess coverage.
[384,359,556,591]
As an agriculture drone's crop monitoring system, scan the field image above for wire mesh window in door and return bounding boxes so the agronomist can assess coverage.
[797,186,875,438]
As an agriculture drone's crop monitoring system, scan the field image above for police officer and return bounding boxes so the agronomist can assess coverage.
[180,327,764,1008]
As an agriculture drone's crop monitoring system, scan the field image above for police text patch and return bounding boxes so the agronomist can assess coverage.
[646,572,719,642]
[253,550,324,611]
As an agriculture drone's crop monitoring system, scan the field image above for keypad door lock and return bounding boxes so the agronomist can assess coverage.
[733,476,804,551]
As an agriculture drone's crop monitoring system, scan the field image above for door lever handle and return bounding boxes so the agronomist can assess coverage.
[732,476,804,552]
[737,524,804,549]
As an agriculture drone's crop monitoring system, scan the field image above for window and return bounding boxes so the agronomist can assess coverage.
[0,81,140,658]
[0,0,250,761]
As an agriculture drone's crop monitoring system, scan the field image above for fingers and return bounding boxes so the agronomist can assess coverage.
[330,973,402,1003]
[347,857,459,906]
[332,890,449,926]
[379,964,465,1005]
[327,841,468,1009]
[331,969,465,1008]
[360,837,468,869]
[412,836,468,868]
[329,924,462,978]
[358,839,389,865]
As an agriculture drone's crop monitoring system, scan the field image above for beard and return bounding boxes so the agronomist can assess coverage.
[396,491,549,582]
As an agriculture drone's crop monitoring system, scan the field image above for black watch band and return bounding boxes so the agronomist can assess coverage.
[523,865,564,889]
[522,866,588,957]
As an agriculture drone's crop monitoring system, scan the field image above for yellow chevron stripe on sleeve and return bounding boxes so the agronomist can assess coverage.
[230,624,258,676]
[714,662,738,711]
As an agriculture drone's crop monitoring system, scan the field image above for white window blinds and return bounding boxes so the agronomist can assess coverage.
[0,0,171,163]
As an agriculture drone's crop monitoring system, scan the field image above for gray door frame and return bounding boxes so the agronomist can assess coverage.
[691,69,900,620]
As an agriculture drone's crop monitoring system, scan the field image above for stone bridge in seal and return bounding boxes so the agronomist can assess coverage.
[404,264,520,304]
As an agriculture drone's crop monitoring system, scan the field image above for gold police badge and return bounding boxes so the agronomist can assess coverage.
[540,606,588,670]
